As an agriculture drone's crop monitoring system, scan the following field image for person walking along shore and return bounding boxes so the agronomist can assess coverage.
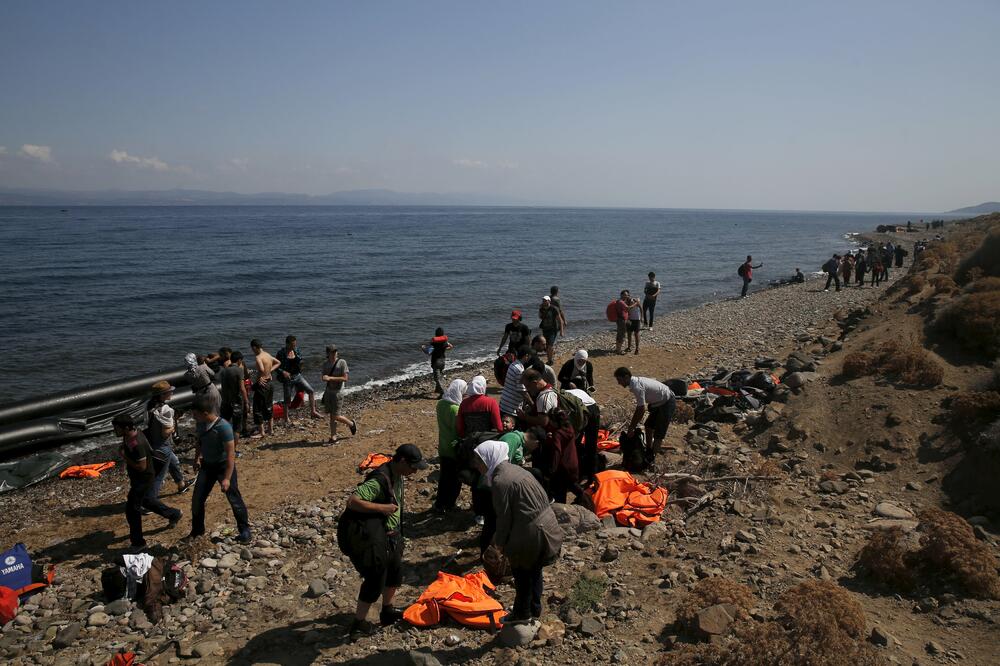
[321,345,357,444]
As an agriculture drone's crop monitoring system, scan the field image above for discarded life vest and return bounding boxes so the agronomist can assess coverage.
[404,571,504,630]
[289,390,306,409]
[358,453,392,473]
[0,586,17,625]
[0,543,55,597]
[688,381,703,391]
[596,428,620,451]
[106,652,138,666]
[587,470,668,528]
[59,462,116,479]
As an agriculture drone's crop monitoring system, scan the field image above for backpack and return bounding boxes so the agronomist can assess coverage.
[823,259,837,273]
[605,301,618,322]
[619,429,652,473]
[555,390,588,434]
[162,563,188,601]
[493,353,514,386]
[737,263,747,277]
[337,466,396,569]
[455,431,502,472]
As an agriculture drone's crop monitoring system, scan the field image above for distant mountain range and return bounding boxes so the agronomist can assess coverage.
[948,202,1000,215]
[0,187,535,207]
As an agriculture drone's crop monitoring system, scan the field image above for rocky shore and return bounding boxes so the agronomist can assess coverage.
[3,228,997,665]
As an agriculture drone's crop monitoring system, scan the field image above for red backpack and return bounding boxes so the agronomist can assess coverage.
[605,300,618,322]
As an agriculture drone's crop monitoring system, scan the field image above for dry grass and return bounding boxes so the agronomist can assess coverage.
[929,274,959,295]
[674,400,695,424]
[918,508,1000,599]
[840,341,943,387]
[675,577,755,629]
[855,527,916,591]
[949,391,1000,427]
[933,285,1000,359]
[661,581,883,666]
[956,228,1000,283]
[748,456,784,479]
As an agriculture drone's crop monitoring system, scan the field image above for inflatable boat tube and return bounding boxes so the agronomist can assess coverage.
[0,367,190,427]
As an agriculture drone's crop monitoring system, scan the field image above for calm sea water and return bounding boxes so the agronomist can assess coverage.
[0,206,932,404]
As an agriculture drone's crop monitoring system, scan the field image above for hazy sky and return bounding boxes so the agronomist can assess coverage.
[1,1,998,211]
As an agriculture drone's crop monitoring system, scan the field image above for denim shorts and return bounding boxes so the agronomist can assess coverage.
[287,373,314,393]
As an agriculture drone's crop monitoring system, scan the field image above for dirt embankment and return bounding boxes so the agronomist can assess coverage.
[2,220,999,665]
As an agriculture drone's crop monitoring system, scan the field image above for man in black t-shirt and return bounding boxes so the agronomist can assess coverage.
[497,310,531,356]
[113,413,182,552]
[219,351,251,440]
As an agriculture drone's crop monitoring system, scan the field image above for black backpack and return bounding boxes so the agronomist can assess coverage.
[337,466,397,569]
[620,429,651,473]
[737,263,747,277]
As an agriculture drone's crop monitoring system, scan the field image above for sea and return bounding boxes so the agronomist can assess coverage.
[0,206,940,405]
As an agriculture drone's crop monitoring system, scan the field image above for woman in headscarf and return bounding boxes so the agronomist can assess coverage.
[473,440,562,623]
[557,349,594,392]
[183,353,221,414]
[434,379,467,512]
[456,375,502,437]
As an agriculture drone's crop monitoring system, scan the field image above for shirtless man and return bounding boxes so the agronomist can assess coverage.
[250,339,282,436]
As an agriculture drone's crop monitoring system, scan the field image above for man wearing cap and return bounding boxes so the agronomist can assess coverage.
[557,349,594,392]
[497,310,531,356]
[145,381,192,498]
[341,444,428,639]
[113,412,182,552]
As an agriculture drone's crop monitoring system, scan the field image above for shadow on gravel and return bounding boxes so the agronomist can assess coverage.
[227,613,352,665]
[338,645,493,665]
[258,439,324,451]
[32,529,127,566]
[64,502,124,518]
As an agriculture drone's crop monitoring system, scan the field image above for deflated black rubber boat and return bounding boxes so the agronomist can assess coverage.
[0,366,206,458]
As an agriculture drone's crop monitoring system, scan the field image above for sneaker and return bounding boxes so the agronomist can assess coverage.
[379,606,404,626]
[349,419,358,436]
[177,479,194,494]
[168,512,183,529]
[501,612,532,625]
[139,507,152,516]
[474,515,485,527]
[349,618,377,640]
[236,530,253,544]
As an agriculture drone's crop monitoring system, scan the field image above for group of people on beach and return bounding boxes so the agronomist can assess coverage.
[820,242,908,292]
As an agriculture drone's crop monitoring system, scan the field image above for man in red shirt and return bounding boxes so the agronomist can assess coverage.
[614,290,630,355]
[739,256,763,298]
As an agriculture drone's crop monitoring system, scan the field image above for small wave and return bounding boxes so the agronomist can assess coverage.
[339,352,497,396]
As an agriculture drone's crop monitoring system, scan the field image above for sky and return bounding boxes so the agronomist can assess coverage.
[1,1,998,211]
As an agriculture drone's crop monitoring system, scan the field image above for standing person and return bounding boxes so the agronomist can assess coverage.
[499,347,530,418]
[614,290,629,355]
[250,339,280,436]
[424,328,452,398]
[538,296,562,365]
[626,295,642,354]
[145,381,191,498]
[114,413,182,552]
[218,351,250,444]
[205,347,232,373]
[564,387,600,484]
[738,256,763,298]
[894,244,907,268]
[614,367,676,460]
[642,272,661,329]
[823,254,842,292]
[434,379,467,512]
[854,253,867,286]
[472,441,562,623]
[549,286,567,336]
[557,349,594,392]
[340,444,428,638]
[471,426,526,555]
[276,335,322,423]
[869,247,883,287]
[321,345,357,444]
[881,244,893,281]
[187,394,252,544]
[184,353,221,415]
[497,311,531,356]
[840,254,854,287]
[456,375,503,437]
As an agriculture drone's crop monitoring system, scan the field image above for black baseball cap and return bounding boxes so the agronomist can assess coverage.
[394,444,429,470]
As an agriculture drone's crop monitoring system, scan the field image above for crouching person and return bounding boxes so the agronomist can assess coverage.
[338,444,428,639]
[473,441,562,623]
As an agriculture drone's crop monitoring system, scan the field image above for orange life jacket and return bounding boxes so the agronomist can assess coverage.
[59,462,116,479]
[596,428,619,451]
[587,469,668,528]
[106,653,138,666]
[358,453,392,473]
[404,571,504,630]
[688,381,703,391]
[0,586,17,625]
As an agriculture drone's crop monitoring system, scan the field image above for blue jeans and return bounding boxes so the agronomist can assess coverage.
[190,462,250,537]
[282,373,314,406]
[151,445,183,498]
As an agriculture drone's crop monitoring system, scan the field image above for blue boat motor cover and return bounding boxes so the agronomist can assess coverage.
[0,543,33,592]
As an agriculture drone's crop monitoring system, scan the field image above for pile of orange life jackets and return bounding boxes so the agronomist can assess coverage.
[587,469,668,528]
[404,571,504,630]
[59,462,116,479]
[596,428,619,451]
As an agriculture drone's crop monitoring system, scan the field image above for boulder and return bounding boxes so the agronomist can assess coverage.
[53,622,82,649]
[407,651,443,666]
[874,502,914,520]
[86,612,110,627]
[104,599,130,616]
[578,614,604,636]
[192,640,223,657]
[498,620,539,647]
[783,372,817,389]
[305,579,329,598]
[695,604,735,636]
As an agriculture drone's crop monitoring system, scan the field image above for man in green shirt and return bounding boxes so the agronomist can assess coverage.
[343,444,428,639]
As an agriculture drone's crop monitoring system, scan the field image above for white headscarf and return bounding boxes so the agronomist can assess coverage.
[466,375,487,396]
[184,353,199,370]
[574,349,589,367]
[442,379,467,405]
[474,440,509,485]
